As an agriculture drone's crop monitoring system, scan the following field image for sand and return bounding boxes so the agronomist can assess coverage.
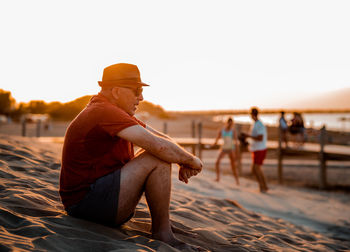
[0,134,350,251]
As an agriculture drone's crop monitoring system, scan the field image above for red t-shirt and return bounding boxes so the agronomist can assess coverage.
[59,93,145,208]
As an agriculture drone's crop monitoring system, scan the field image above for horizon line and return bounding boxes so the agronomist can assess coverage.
[167,108,350,115]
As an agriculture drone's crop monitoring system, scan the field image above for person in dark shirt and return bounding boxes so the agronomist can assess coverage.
[289,112,305,147]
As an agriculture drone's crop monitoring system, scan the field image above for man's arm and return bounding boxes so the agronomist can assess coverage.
[243,123,264,141]
[146,124,174,142]
[117,125,202,171]
[244,133,263,141]
[212,130,221,146]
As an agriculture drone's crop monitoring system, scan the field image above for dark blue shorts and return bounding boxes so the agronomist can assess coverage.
[66,169,130,226]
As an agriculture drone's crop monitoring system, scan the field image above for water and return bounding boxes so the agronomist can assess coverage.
[213,113,350,132]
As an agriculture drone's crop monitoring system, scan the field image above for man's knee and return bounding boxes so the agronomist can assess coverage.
[137,151,171,170]
[253,164,262,171]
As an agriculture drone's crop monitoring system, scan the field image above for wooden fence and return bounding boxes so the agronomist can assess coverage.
[163,121,350,189]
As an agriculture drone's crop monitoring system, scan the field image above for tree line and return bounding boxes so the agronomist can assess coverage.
[0,89,169,121]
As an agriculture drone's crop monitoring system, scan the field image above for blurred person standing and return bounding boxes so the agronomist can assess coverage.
[242,107,269,192]
[279,111,289,148]
[212,117,240,185]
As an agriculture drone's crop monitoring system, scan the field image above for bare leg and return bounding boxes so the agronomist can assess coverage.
[252,164,262,191]
[250,162,254,176]
[258,165,268,192]
[116,152,184,246]
[252,164,268,192]
[229,151,239,185]
[215,151,225,182]
[144,160,174,242]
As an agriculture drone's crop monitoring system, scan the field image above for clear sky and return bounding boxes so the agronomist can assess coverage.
[1,0,349,111]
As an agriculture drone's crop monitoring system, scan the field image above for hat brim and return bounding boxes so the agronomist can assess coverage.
[98,80,149,88]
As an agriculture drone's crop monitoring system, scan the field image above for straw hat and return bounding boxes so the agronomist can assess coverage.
[98,63,149,87]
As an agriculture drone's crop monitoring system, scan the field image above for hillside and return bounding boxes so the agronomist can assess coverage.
[286,87,350,110]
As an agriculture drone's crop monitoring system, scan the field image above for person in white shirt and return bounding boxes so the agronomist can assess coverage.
[242,107,269,192]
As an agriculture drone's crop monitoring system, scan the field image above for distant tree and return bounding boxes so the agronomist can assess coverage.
[46,101,62,114]
[48,95,92,120]
[0,89,15,115]
[9,102,29,121]
[1,89,170,121]
[27,100,48,114]
[47,96,170,120]
[137,101,170,118]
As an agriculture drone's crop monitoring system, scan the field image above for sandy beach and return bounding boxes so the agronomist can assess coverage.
[2,0,350,249]
[0,131,349,251]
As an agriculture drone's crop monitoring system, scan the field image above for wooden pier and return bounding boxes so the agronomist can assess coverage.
[172,122,350,189]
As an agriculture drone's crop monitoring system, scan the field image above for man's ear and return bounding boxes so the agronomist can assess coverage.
[111,87,120,100]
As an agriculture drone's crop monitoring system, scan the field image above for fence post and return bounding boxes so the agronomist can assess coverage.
[36,120,41,137]
[319,126,327,189]
[21,119,26,137]
[163,121,168,134]
[277,124,283,184]
[197,122,202,159]
[236,124,242,176]
[191,120,196,155]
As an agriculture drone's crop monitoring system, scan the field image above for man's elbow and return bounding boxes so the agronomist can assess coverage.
[156,143,168,154]
[146,137,168,155]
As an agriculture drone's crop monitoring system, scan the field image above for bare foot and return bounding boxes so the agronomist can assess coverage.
[171,225,198,238]
[152,233,205,251]
[173,241,207,251]
[214,178,220,182]
[260,188,269,193]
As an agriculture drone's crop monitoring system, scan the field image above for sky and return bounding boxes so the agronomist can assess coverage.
[0,0,349,111]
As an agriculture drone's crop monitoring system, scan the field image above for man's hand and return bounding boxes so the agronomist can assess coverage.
[178,156,203,183]
[189,156,203,171]
[178,166,200,183]
[241,132,249,138]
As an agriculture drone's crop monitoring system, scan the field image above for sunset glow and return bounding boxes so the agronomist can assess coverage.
[1,0,349,111]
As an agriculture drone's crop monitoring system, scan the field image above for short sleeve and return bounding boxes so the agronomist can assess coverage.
[133,116,146,128]
[98,106,143,136]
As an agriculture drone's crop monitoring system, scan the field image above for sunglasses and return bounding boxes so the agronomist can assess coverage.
[121,87,143,97]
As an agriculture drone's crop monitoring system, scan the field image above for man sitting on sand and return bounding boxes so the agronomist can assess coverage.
[242,107,269,192]
[59,63,203,248]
